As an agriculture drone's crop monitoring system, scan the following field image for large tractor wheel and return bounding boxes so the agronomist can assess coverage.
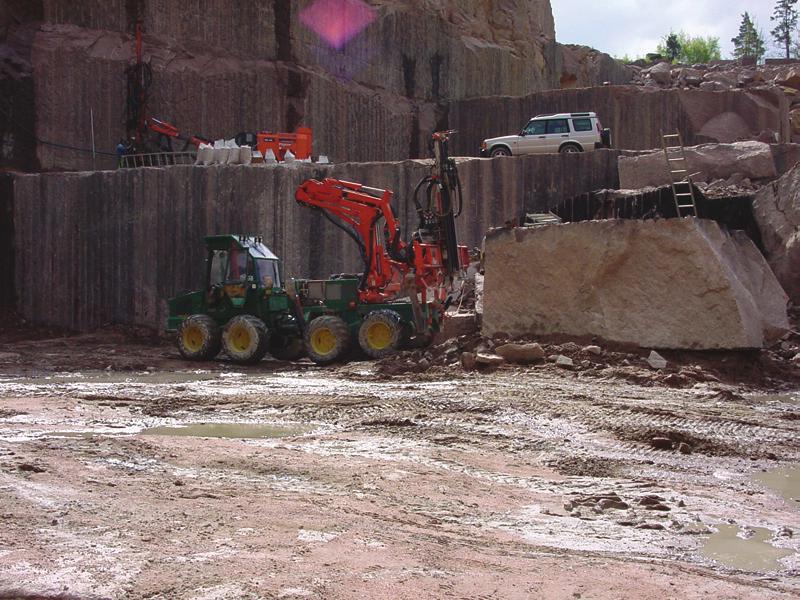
[358,310,404,359]
[177,315,222,361]
[269,334,306,361]
[305,316,351,365]
[222,315,270,365]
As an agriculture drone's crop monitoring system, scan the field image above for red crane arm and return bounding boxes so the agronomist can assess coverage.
[295,178,410,303]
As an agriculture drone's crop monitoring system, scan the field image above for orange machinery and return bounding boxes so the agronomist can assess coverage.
[256,127,313,161]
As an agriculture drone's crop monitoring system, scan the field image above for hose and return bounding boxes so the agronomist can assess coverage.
[317,208,370,290]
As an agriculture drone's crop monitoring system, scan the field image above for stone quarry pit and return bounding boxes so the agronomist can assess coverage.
[2,1,800,599]
[0,322,799,599]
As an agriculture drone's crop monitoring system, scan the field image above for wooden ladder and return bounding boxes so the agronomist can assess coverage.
[662,133,698,218]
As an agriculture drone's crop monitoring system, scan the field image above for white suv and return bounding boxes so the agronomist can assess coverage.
[480,112,612,157]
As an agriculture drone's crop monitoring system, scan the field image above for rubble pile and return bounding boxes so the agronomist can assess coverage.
[375,321,800,389]
[632,60,800,141]
[482,219,789,350]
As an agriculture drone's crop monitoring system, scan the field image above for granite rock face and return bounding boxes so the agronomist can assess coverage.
[2,0,561,171]
[482,219,789,349]
[558,44,634,88]
[753,163,800,304]
[10,150,620,331]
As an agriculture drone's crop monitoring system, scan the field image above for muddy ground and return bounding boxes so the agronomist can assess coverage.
[0,323,798,600]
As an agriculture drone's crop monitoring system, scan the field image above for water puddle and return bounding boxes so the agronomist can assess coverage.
[3,370,224,386]
[141,422,309,439]
[701,525,792,572]
[753,466,800,506]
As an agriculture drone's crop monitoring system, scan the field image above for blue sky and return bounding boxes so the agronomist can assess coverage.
[551,1,778,59]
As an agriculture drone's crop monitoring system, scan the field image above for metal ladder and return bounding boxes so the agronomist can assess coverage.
[662,133,698,218]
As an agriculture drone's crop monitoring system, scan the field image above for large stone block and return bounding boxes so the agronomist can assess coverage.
[753,163,800,304]
[618,141,780,190]
[482,219,789,349]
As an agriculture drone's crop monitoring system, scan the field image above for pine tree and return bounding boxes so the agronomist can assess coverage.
[771,0,799,59]
[665,33,681,62]
[732,12,766,62]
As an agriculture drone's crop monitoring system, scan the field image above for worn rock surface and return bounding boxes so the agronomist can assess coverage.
[482,219,789,349]
[450,86,790,156]
[1,0,561,170]
[9,150,620,331]
[753,163,800,303]
[558,44,633,89]
[618,141,784,190]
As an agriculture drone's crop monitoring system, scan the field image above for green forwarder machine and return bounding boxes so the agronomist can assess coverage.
[166,131,468,365]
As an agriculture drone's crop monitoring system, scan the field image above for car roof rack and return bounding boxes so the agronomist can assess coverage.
[532,112,596,119]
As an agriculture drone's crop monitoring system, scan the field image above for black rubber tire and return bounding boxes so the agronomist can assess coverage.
[305,316,351,365]
[358,310,404,359]
[176,314,222,361]
[222,315,270,365]
[559,143,583,154]
[269,334,306,361]
[490,146,511,158]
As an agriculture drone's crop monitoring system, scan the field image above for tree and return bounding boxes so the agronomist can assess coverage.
[732,12,766,62]
[665,32,681,62]
[679,35,721,64]
[771,0,799,59]
[656,32,721,64]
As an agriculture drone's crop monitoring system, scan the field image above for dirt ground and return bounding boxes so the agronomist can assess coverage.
[0,324,798,600]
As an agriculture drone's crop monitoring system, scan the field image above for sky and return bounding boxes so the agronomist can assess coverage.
[551,1,778,60]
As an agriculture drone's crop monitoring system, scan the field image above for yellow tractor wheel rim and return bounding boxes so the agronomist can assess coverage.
[230,325,253,353]
[366,321,392,350]
[182,325,205,353]
[311,328,337,355]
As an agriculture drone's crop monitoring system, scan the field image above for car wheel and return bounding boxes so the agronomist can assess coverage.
[560,143,583,154]
[490,147,511,158]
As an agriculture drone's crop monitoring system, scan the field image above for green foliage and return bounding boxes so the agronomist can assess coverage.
[771,0,799,59]
[665,33,681,62]
[614,53,645,64]
[732,12,766,61]
[680,36,722,64]
[656,32,722,64]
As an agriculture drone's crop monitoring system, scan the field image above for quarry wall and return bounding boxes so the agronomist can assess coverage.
[449,86,790,156]
[2,0,565,171]
[9,151,620,331]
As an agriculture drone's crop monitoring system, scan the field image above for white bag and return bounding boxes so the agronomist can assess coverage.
[239,146,252,165]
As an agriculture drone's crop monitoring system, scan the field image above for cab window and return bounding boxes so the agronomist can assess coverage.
[256,258,281,288]
[226,247,250,282]
[209,250,228,286]
[546,119,570,134]
[523,120,547,135]
[209,248,251,285]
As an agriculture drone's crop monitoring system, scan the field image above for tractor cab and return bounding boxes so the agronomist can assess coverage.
[167,234,305,364]
[205,235,282,308]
